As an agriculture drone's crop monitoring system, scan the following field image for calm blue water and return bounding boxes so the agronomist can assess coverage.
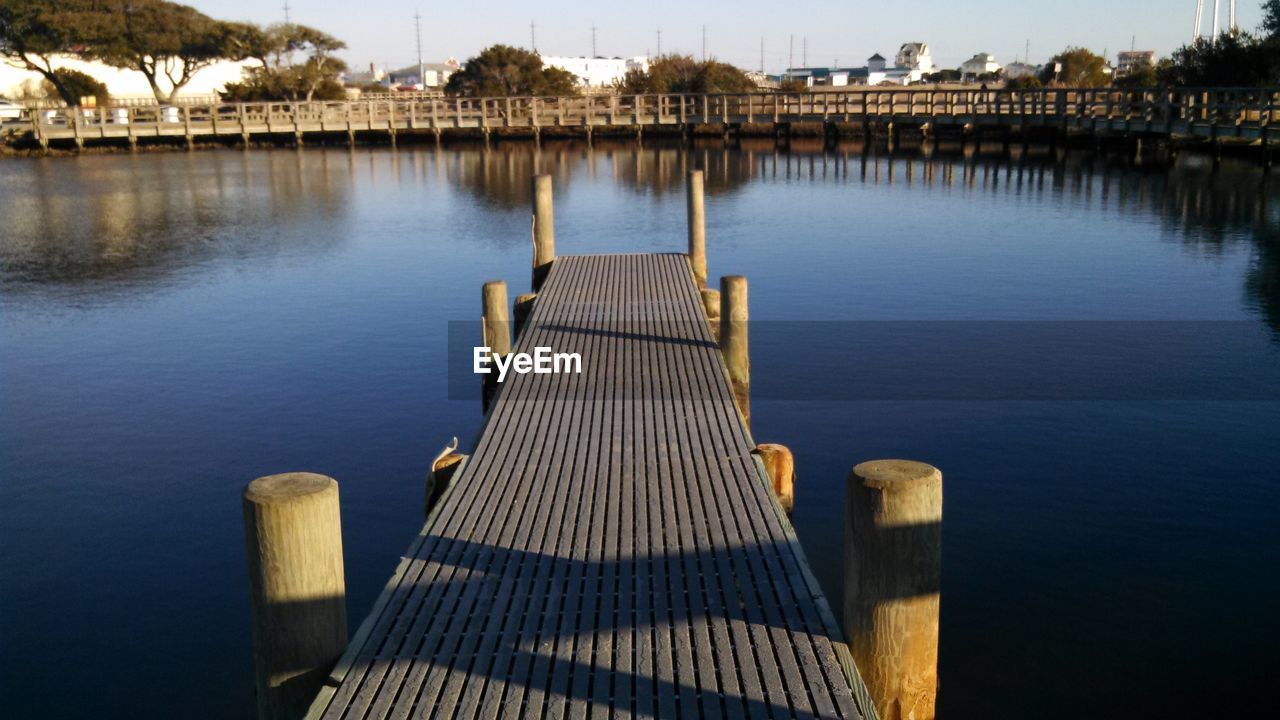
[2,141,1278,718]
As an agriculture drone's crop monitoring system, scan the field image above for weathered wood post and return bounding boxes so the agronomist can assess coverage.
[844,460,942,720]
[754,444,795,513]
[426,438,465,518]
[687,170,708,288]
[513,292,538,339]
[482,280,511,411]
[700,288,721,343]
[532,174,555,290]
[242,472,348,720]
[719,275,749,428]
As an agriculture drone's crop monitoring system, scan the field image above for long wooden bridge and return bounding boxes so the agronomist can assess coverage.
[241,173,941,720]
[23,87,1280,150]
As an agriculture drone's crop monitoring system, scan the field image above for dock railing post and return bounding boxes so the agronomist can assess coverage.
[687,169,708,288]
[719,275,750,428]
[531,174,555,290]
[753,444,795,513]
[844,460,942,720]
[482,280,511,411]
[513,292,538,339]
[242,472,348,720]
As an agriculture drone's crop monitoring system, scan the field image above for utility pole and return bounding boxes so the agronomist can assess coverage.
[415,10,424,89]
[702,25,707,61]
[282,1,291,24]
[530,21,537,52]
[802,36,807,67]
[1024,38,1030,64]
[1230,0,1237,32]
[1212,0,1220,37]
[657,28,662,56]
[760,37,764,73]
[788,34,794,70]
[1194,0,1205,40]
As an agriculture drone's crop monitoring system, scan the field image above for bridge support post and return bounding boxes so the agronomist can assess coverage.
[700,288,720,342]
[719,275,750,428]
[513,292,538,339]
[427,444,465,518]
[242,472,348,720]
[532,174,556,290]
[482,280,512,411]
[687,170,707,288]
[754,444,795,513]
[845,460,942,720]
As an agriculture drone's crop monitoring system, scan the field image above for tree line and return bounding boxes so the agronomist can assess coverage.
[0,0,346,106]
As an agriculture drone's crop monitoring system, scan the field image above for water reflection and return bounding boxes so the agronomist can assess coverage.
[0,151,352,291]
[2,143,1276,332]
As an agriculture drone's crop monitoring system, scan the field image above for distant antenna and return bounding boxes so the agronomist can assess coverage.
[530,20,537,52]
[591,23,597,57]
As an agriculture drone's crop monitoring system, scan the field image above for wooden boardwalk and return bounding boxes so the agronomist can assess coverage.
[24,87,1280,149]
[306,253,866,720]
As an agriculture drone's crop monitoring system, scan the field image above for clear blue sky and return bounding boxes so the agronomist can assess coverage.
[189,1,1267,72]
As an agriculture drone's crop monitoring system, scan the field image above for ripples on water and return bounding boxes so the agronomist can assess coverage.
[1,141,1278,718]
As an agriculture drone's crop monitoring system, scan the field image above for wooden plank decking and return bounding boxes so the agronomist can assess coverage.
[307,253,863,720]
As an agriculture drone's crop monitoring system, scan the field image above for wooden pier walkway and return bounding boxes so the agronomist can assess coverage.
[305,253,866,719]
[24,87,1280,150]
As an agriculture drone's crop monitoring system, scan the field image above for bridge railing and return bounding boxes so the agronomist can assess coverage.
[28,88,1280,136]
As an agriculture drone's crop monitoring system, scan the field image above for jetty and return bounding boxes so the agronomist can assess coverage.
[240,173,943,720]
[23,88,1280,155]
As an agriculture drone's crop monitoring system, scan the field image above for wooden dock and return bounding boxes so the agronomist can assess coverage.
[23,87,1280,150]
[304,253,869,719]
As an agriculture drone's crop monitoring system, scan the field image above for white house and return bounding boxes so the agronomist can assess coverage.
[383,60,460,90]
[959,53,1001,79]
[1003,61,1040,80]
[0,54,252,102]
[894,43,934,73]
[539,56,649,89]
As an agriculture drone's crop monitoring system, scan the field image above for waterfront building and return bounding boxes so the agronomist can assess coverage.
[1003,61,1041,79]
[960,53,1002,79]
[539,56,650,89]
[1116,50,1156,77]
[895,43,934,73]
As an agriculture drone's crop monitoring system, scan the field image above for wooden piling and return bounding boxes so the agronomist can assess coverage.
[687,170,708,288]
[719,275,749,428]
[513,292,538,339]
[754,444,795,513]
[532,174,555,290]
[426,438,465,518]
[700,288,721,343]
[242,472,348,720]
[844,459,942,720]
[482,281,511,411]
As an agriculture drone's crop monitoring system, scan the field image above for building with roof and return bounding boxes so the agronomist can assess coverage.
[1003,61,1041,80]
[1116,51,1156,77]
[895,43,934,73]
[539,56,649,89]
[959,53,1001,79]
